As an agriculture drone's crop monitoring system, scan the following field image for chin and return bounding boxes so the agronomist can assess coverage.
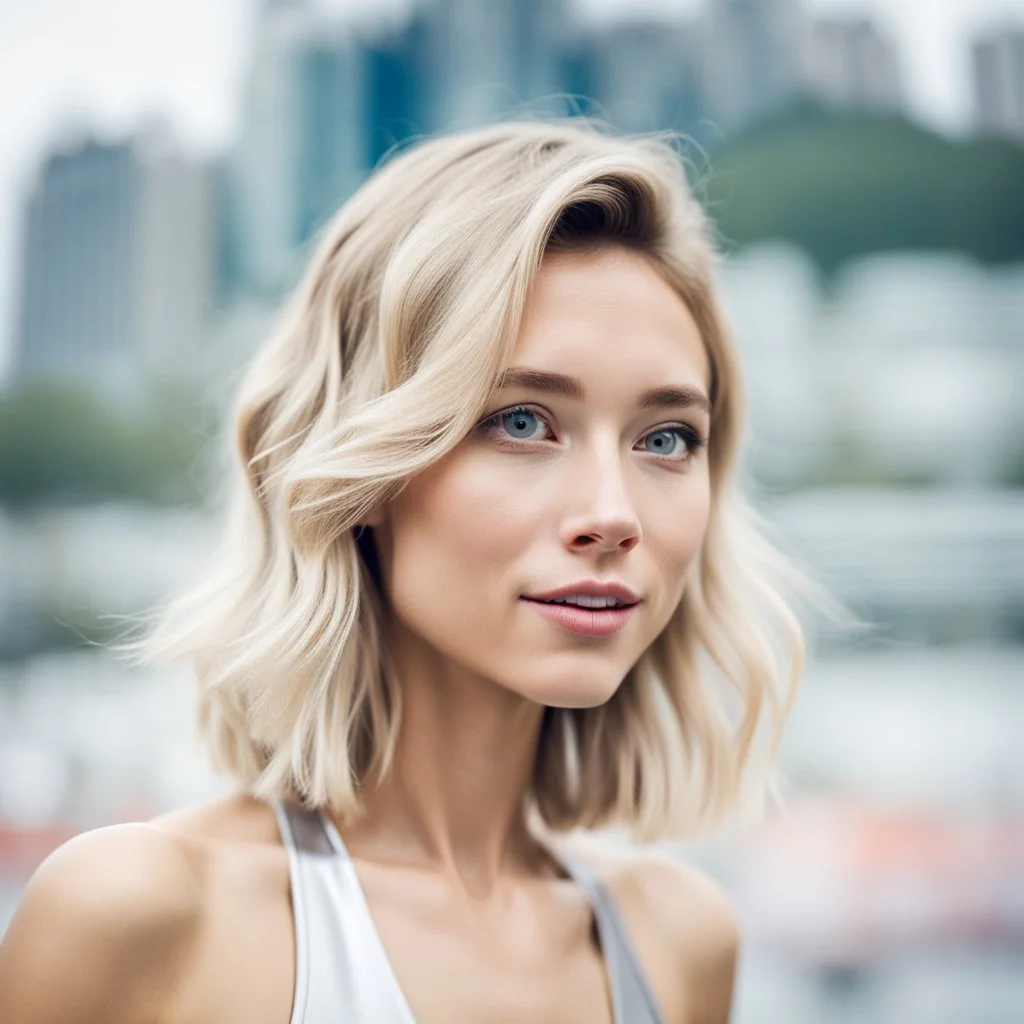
[516,669,627,710]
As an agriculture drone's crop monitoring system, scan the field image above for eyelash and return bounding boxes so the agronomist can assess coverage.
[478,404,707,462]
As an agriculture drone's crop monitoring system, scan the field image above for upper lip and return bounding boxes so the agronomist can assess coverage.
[523,580,642,605]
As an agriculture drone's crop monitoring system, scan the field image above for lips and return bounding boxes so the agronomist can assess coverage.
[520,580,642,638]
[521,597,639,638]
[523,580,641,606]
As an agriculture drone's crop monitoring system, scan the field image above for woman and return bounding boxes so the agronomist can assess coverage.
[0,119,805,1023]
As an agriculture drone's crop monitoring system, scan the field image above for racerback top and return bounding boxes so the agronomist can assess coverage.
[272,801,665,1024]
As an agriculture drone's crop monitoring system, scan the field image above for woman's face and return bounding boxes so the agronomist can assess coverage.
[373,245,712,708]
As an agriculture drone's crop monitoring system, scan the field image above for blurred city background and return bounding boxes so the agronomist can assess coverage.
[1,0,1023,1020]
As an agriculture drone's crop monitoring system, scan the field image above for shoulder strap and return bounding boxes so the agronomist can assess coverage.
[557,852,665,1024]
[275,801,334,856]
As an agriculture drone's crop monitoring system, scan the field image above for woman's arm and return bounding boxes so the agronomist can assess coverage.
[0,823,203,1024]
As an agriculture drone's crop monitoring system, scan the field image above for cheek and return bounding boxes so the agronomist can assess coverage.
[384,451,542,637]
[647,476,711,603]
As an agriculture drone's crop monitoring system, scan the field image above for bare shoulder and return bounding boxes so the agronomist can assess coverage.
[0,820,206,1024]
[609,846,740,956]
[564,836,741,1024]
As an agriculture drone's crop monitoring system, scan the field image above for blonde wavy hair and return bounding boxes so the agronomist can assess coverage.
[131,119,808,841]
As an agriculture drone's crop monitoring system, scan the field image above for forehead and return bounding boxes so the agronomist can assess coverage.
[512,246,710,393]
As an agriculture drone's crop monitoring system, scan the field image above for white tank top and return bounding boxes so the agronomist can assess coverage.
[273,801,664,1024]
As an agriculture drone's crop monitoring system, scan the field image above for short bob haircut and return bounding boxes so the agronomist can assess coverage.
[134,119,807,841]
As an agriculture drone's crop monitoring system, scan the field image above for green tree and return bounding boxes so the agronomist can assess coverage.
[700,104,1024,276]
[0,380,214,509]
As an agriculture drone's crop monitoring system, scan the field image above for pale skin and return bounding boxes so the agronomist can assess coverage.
[0,246,740,1023]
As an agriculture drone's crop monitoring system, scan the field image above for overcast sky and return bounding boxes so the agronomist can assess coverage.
[1,0,1022,369]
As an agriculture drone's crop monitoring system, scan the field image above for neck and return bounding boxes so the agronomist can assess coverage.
[338,618,553,896]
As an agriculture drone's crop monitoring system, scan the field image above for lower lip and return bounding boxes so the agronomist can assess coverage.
[521,598,639,638]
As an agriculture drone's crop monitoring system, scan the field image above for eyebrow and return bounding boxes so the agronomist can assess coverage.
[496,367,712,416]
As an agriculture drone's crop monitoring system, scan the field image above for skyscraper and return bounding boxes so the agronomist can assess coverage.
[364,13,431,169]
[972,26,1024,142]
[220,7,312,298]
[803,16,902,114]
[13,129,215,395]
[296,38,366,245]
[15,140,137,385]
[133,129,217,380]
[426,0,571,129]
[222,2,415,297]
[701,0,804,132]
[584,18,704,135]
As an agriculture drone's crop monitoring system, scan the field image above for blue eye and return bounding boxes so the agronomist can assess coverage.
[639,426,705,460]
[642,428,686,456]
[478,404,553,446]
[500,407,541,439]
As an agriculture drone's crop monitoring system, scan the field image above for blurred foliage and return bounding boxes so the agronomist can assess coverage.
[0,379,214,509]
[701,103,1024,276]
[1000,447,1024,489]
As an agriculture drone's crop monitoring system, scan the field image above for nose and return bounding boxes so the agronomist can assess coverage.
[560,441,642,555]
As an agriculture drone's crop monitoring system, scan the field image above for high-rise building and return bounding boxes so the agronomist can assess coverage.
[13,129,215,396]
[972,26,1024,142]
[701,0,805,132]
[364,13,432,169]
[220,8,315,298]
[15,140,137,385]
[803,16,902,113]
[133,130,217,380]
[222,3,426,298]
[426,0,571,129]
[295,38,366,245]
[585,18,704,134]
